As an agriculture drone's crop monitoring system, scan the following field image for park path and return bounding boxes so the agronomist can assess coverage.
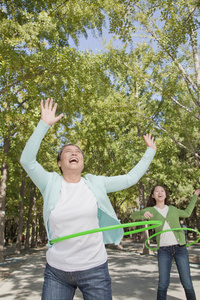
[0,242,199,300]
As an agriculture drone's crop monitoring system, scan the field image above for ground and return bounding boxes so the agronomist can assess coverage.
[0,245,44,282]
[0,239,199,283]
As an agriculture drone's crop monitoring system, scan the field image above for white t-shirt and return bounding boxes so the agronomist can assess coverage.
[154,205,178,247]
[46,178,107,271]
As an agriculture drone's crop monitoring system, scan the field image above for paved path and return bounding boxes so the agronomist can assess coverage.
[0,243,199,300]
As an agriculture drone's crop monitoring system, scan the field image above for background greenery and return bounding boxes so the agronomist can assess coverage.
[1,0,200,259]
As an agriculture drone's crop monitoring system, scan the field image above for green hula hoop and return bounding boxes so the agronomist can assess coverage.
[50,220,162,245]
[145,227,200,251]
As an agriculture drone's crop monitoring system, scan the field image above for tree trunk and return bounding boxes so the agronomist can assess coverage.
[31,194,36,248]
[39,216,46,245]
[138,182,150,255]
[192,207,200,233]
[15,179,25,253]
[25,185,35,250]
[0,137,10,262]
[35,218,39,248]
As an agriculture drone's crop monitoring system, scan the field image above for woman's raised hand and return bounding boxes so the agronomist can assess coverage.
[40,98,63,126]
[143,134,156,151]
[194,189,200,196]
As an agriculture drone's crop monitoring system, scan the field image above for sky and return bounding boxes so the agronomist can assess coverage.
[68,26,125,53]
[68,21,153,54]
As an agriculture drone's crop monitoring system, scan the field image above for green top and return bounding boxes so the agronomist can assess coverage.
[131,194,198,247]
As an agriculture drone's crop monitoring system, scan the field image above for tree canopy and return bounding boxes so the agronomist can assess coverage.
[0,0,200,259]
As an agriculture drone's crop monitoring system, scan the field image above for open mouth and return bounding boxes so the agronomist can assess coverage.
[69,157,79,163]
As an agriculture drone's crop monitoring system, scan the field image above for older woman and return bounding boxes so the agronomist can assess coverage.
[20,98,156,300]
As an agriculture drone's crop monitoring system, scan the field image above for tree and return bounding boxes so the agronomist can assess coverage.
[1,0,200,260]
[107,0,200,162]
[0,0,113,260]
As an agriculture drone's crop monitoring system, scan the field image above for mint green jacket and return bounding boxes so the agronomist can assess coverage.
[131,194,198,247]
[20,120,156,247]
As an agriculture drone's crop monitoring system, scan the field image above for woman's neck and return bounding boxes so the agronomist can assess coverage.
[62,173,81,183]
[155,203,165,209]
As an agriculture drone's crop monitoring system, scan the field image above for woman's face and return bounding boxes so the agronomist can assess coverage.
[58,145,84,174]
[152,186,166,205]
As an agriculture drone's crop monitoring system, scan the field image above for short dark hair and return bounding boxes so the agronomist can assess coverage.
[57,144,84,173]
[146,185,168,207]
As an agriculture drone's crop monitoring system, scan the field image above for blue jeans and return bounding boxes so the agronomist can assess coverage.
[157,245,196,300]
[41,261,112,300]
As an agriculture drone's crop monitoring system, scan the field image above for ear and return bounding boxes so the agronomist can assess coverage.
[58,160,61,167]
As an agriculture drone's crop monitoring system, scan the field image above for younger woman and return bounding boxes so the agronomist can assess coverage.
[131,185,200,300]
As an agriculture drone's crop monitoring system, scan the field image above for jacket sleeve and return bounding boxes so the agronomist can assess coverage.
[131,210,146,220]
[104,147,156,193]
[131,207,154,220]
[20,120,51,194]
[176,194,198,218]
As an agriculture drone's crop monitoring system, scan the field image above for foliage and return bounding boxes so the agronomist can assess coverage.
[1,0,200,246]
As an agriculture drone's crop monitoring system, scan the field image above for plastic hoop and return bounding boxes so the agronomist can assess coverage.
[50,220,162,245]
[145,227,200,251]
